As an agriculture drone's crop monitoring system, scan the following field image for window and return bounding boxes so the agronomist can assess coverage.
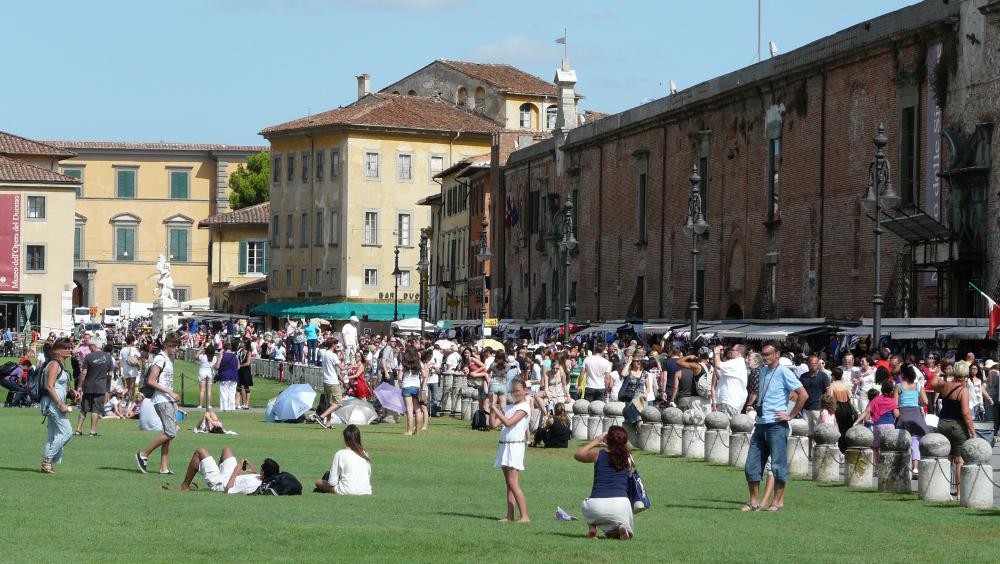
[330,267,339,289]
[900,105,918,206]
[316,151,324,180]
[286,213,293,246]
[397,213,411,246]
[239,240,267,275]
[457,87,468,107]
[26,196,45,219]
[115,227,136,261]
[365,152,380,178]
[26,245,45,271]
[430,155,444,178]
[315,211,324,246]
[546,105,558,129]
[519,103,533,129]
[74,226,83,261]
[300,213,308,247]
[113,285,136,306]
[331,150,340,178]
[169,170,189,199]
[62,168,83,197]
[174,288,189,303]
[637,172,648,243]
[168,228,189,262]
[363,211,379,245]
[301,152,309,183]
[364,268,378,286]
[286,154,294,182]
[116,168,136,198]
[699,155,709,220]
[315,268,323,286]
[397,153,412,180]
[272,156,281,183]
[767,138,781,223]
[528,190,541,233]
[399,270,411,288]
[272,214,280,247]
[329,210,339,245]
[300,268,307,287]
[271,270,278,287]
[474,87,486,109]
[285,268,292,287]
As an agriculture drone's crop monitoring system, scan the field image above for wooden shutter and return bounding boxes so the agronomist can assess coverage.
[117,170,134,198]
[238,240,248,275]
[262,242,268,272]
[170,171,188,199]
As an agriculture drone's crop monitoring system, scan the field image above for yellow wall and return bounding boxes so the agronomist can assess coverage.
[435,171,470,319]
[204,223,269,310]
[60,151,255,308]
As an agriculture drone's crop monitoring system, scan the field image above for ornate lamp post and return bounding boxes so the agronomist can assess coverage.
[391,246,402,321]
[476,216,493,335]
[417,233,430,330]
[559,195,578,343]
[683,165,709,344]
[860,123,900,348]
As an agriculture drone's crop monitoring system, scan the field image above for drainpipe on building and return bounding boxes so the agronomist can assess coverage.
[817,69,828,317]
[308,134,315,298]
[659,121,668,319]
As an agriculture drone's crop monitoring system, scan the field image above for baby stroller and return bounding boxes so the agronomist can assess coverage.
[1,363,33,408]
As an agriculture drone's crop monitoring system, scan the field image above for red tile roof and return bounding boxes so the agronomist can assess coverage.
[260,93,503,136]
[582,110,611,123]
[437,61,558,97]
[0,131,76,158]
[198,201,270,228]
[0,155,82,184]
[45,141,268,153]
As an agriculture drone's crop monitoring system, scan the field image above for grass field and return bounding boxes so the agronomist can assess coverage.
[5,394,1000,564]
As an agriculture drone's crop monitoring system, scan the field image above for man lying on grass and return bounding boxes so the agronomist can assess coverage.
[177,446,278,494]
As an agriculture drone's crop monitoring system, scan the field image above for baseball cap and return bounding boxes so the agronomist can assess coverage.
[349,315,360,322]
[986,359,998,369]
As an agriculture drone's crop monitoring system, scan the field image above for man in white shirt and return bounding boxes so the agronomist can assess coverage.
[445,345,461,373]
[316,338,345,428]
[711,344,749,416]
[179,446,278,494]
[581,343,613,401]
[341,316,359,359]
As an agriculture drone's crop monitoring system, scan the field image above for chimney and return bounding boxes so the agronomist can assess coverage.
[357,74,370,100]
[553,58,578,132]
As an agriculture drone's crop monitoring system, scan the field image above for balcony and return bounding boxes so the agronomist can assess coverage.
[74,260,97,271]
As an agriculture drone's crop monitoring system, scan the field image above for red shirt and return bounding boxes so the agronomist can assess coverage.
[875,359,890,373]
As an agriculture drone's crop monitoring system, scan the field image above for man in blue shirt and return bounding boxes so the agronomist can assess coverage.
[303,321,320,365]
[743,341,807,512]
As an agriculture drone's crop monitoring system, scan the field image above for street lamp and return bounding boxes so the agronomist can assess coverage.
[683,164,709,344]
[476,216,492,335]
[559,195,578,343]
[391,246,402,321]
[860,123,900,348]
[417,232,430,330]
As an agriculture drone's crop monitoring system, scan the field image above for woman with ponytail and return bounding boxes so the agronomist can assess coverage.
[574,425,634,540]
[314,424,372,495]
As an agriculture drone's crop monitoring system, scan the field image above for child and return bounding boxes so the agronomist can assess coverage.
[819,394,837,427]
[854,381,897,470]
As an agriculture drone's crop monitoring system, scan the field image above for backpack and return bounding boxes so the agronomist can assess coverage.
[252,472,302,496]
[28,360,61,402]
[0,361,17,380]
[138,356,162,398]
[471,409,490,431]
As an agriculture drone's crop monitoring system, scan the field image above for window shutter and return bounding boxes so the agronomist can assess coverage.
[179,229,188,262]
[116,228,126,259]
[238,240,248,275]
[262,242,268,272]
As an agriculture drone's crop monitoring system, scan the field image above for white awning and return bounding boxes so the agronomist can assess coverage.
[576,323,626,337]
[937,326,989,340]
[890,328,939,340]
[725,324,828,340]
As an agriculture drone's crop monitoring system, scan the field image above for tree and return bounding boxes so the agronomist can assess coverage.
[228,150,270,210]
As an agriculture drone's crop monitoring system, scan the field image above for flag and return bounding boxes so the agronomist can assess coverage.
[555,36,566,45]
[974,287,1000,339]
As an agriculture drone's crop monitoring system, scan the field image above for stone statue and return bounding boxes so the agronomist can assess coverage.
[154,254,177,306]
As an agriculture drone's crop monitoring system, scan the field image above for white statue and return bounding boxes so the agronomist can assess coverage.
[154,254,177,306]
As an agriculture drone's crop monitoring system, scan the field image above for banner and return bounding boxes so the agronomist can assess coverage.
[0,193,20,291]
[924,43,943,287]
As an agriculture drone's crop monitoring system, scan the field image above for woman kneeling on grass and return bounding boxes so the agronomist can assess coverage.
[574,426,634,540]
[315,424,372,495]
[491,377,531,523]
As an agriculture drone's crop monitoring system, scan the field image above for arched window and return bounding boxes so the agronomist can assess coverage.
[407,90,417,96]
[519,103,534,129]
[546,105,558,129]
[391,90,400,95]
[474,87,486,109]
[457,87,468,107]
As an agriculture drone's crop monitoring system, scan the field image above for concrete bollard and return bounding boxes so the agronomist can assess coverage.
[572,400,590,441]
[461,396,473,421]
[811,424,842,482]
[960,438,994,509]
[682,409,705,459]
[639,406,662,452]
[918,433,952,502]
[587,401,605,440]
[844,426,875,489]
[877,429,912,493]
[728,414,753,468]
[703,412,731,465]
[787,419,810,478]
[660,407,684,457]
[603,402,625,433]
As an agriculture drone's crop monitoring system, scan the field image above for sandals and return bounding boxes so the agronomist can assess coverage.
[73,431,83,436]
[765,505,783,512]
[40,460,55,474]
[89,432,100,437]
[741,502,760,512]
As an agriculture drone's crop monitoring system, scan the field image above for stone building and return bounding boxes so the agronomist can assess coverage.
[494,0,998,324]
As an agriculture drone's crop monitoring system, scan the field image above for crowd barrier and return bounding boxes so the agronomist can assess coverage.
[177,347,323,388]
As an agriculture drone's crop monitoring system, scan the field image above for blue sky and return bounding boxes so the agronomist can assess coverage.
[5,0,918,146]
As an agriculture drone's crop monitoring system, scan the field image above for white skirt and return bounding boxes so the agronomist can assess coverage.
[494,442,526,470]
[581,497,634,536]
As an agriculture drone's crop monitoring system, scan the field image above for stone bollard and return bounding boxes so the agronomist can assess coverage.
[877,429,912,493]
[787,419,810,478]
[844,426,875,489]
[811,424,842,482]
[960,438,994,509]
[682,409,706,459]
[639,406,662,453]
[603,402,626,433]
[587,401,605,440]
[704,412,731,464]
[572,400,590,441]
[918,433,952,502]
[728,414,753,468]
[660,407,684,457]
[460,393,474,421]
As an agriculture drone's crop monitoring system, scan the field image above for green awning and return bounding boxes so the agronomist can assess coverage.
[251,301,418,321]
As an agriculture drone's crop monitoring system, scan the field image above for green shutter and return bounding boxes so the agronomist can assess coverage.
[64,169,82,197]
[116,228,126,260]
[170,229,188,262]
[170,171,188,199]
[74,227,81,261]
[117,169,135,198]
[262,242,268,273]
[238,240,248,274]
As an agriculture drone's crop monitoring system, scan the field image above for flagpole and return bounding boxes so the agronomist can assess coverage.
[969,282,997,302]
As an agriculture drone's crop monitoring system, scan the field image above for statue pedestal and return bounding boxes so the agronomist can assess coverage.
[151,303,182,336]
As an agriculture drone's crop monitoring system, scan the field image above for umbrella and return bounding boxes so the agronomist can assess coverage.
[475,338,504,351]
[309,318,331,327]
[332,397,378,425]
[374,383,405,414]
[435,339,457,349]
[271,384,316,421]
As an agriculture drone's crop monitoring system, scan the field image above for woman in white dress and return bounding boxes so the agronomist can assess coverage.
[196,343,216,409]
[490,377,531,523]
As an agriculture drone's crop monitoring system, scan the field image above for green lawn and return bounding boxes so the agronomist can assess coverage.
[3,403,1000,563]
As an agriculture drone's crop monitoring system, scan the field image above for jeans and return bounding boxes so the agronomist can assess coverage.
[427,382,442,416]
[42,398,72,463]
[307,339,319,364]
[584,389,605,402]
[744,421,790,485]
[294,342,305,363]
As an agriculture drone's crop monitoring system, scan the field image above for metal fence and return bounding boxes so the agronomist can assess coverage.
[178,347,321,388]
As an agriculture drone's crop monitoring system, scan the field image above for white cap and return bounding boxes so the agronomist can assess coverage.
[349,315,360,323]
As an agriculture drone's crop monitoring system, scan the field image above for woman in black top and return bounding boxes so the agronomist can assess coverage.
[932,360,976,500]
[236,338,253,410]
[532,402,570,448]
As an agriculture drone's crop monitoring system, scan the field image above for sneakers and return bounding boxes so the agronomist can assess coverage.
[135,452,148,474]
[159,469,174,475]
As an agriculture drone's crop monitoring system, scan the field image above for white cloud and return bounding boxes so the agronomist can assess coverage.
[465,36,561,64]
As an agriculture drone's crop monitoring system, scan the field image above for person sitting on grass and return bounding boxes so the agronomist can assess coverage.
[123,392,144,419]
[531,402,570,448]
[102,389,128,419]
[178,446,278,494]
[314,424,372,495]
[195,409,228,434]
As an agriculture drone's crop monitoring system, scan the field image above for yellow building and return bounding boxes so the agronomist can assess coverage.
[46,141,266,310]
[0,132,81,333]
[198,202,270,314]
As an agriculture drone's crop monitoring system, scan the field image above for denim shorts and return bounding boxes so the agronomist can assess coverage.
[402,386,420,398]
[744,421,789,484]
[488,383,506,395]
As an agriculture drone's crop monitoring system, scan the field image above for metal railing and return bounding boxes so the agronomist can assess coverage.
[178,347,321,388]
[74,259,97,270]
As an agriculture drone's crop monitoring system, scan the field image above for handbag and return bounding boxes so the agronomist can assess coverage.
[626,456,651,513]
